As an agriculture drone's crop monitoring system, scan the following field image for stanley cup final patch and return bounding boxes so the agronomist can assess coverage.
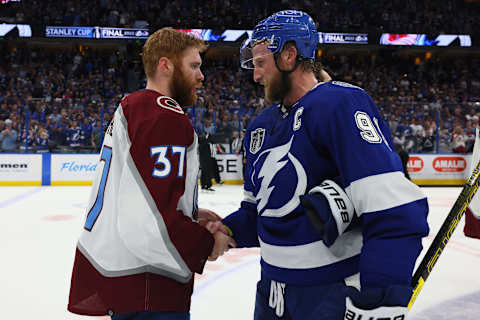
[250,128,266,154]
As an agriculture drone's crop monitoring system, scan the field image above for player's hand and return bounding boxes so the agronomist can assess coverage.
[208,231,237,261]
[197,208,222,228]
[205,220,230,236]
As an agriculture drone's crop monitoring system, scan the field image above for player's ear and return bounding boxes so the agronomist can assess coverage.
[157,57,173,75]
[281,45,297,69]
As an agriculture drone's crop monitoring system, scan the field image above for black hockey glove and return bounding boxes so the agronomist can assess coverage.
[344,285,411,320]
[300,179,355,247]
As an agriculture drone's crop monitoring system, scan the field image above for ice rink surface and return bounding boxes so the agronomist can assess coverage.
[0,185,479,319]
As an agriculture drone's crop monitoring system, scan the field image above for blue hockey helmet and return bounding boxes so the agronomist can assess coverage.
[240,10,318,69]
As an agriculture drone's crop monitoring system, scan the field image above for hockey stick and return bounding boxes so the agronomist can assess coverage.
[408,159,480,310]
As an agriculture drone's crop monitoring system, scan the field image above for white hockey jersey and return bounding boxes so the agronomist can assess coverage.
[68,89,214,316]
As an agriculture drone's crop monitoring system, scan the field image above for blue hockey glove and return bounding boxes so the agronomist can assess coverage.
[344,285,411,320]
[300,180,355,247]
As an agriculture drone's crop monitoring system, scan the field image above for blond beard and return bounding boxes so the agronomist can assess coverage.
[265,69,291,104]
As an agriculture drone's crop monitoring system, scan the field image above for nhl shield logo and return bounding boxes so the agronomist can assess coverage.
[250,128,265,154]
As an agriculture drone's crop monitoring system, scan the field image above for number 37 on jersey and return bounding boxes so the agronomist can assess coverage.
[84,144,186,231]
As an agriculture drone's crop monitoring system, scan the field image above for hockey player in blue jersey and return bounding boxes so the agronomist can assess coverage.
[207,10,429,320]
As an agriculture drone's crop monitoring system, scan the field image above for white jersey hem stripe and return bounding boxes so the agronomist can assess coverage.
[259,230,362,269]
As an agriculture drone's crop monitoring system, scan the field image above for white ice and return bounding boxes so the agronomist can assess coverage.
[0,185,479,319]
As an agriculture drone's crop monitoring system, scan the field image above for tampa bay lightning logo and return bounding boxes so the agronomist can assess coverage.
[252,136,307,217]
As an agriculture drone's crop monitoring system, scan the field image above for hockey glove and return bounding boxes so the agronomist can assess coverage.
[300,180,355,247]
[344,285,411,320]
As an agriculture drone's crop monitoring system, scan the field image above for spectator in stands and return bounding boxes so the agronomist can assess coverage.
[219,113,233,138]
[465,120,476,153]
[452,125,467,153]
[453,106,466,126]
[438,129,452,153]
[0,119,18,152]
[396,118,410,137]
[66,119,82,151]
[0,103,9,121]
[194,115,206,134]
[48,107,62,123]
[204,119,215,134]
[419,133,435,153]
[91,119,103,151]
[230,112,241,133]
[230,130,242,155]
[388,114,399,135]
[80,117,93,149]
[410,118,425,137]
[466,108,479,124]
[102,113,112,131]
[214,116,224,135]
[19,124,35,152]
[404,133,417,153]
[242,113,252,131]
[30,102,44,123]
[36,124,50,152]
[47,117,64,148]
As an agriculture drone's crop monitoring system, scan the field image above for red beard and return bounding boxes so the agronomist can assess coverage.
[170,65,199,107]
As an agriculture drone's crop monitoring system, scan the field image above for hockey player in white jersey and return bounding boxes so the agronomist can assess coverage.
[68,28,235,320]
[207,10,429,320]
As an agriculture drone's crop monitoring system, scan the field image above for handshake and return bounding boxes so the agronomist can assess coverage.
[198,208,236,261]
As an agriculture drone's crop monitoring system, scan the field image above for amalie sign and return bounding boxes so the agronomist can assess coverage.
[407,156,424,172]
[432,156,466,172]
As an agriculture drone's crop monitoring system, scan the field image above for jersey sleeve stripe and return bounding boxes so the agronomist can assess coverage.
[176,133,199,219]
[117,105,128,135]
[345,171,426,215]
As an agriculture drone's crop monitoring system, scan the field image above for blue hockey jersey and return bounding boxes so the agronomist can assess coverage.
[223,81,429,290]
